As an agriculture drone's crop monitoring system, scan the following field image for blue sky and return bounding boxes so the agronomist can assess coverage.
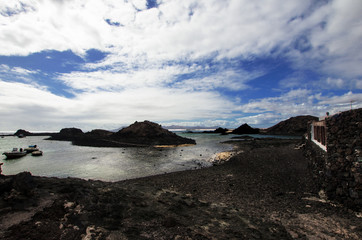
[0,0,361,131]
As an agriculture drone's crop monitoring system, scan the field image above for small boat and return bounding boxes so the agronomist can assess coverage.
[31,150,43,156]
[2,148,27,159]
[24,145,39,153]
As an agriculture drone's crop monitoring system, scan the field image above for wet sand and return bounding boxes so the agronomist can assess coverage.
[0,138,361,239]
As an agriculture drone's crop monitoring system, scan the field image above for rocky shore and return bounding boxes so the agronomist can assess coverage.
[1,139,361,239]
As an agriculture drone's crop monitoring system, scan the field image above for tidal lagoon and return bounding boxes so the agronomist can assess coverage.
[0,132,235,181]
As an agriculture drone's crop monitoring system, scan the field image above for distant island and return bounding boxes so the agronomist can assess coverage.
[46,120,196,147]
[4,115,318,147]
[198,115,317,136]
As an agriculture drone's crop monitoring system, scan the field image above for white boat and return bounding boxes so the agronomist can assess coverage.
[2,148,27,159]
[31,150,43,156]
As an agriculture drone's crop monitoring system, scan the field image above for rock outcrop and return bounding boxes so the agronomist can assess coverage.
[202,127,229,135]
[47,121,195,147]
[85,129,113,138]
[232,123,260,134]
[265,115,318,136]
[14,129,32,137]
[47,128,85,142]
[111,121,196,146]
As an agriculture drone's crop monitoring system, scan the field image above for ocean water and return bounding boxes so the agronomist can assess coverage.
[0,133,234,182]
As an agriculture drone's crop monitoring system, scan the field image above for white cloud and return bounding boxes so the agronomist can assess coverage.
[0,1,323,60]
[356,80,362,89]
[58,64,191,91]
[174,68,264,91]
[239,89,362,126]
[325,77,344,88]
[0,80,74,130]
[317,91,362,106]
[1,0,361,80]
[299,0,362,79]
[0,64,37,75]
[240,89,313,114]
[235,113,285,128]
[0,64,39,83]
[0,0,362,130]
[0,79,237,131]
[131,0,147,11]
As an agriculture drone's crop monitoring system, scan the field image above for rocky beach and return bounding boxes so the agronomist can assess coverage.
[1,138,361,239]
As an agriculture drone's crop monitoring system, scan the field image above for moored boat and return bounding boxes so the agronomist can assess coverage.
[31,150,43,156]
[2,148,27,159]
[25,145,39,153]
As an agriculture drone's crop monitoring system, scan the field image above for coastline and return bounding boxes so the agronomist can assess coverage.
[1,138,361,239]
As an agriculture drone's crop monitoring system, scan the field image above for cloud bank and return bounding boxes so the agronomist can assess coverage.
[0,0,361,131]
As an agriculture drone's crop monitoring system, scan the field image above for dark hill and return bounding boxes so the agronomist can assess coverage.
[14,129,32,137]
[85,129,113,138]
[265,115,318,136]
[9,129,57,137]
[232,124,260,134]
[47,121,195,147]
[111,121,196,146]
[48,128,84,141]
[202,127,229,135]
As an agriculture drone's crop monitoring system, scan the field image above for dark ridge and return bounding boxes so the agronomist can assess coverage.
[265,115,318,136]
[46,121,196,147]
[111,121,196,146]
[232,123,260,134]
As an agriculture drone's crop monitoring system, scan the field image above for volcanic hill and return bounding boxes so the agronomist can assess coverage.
[47,121,195,147]
[232,123,260,134]
[111,121,196,146]
[265,115,318,136]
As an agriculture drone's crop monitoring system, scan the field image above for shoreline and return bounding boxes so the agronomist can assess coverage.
[1,138,361,239]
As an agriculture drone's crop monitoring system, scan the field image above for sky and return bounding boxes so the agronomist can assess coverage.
[0,0,362,131]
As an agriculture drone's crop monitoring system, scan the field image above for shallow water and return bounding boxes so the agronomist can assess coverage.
[0,133,234,181]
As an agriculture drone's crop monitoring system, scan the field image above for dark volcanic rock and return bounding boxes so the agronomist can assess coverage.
[1,140,361,239]
[232,123,260,134]
[48,128,85,141]
[265,115,318,136]
[14,129,32,137]
[59,128,84,137]
[12,172,35,196]
[47,121,196,147]
[111,121,196,146]
[85,129,113,138]
[214,127,229,134]
[48,128,126,147]
[203,127,229,135]
[11,129,55,137]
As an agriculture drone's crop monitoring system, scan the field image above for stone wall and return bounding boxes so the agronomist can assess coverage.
[305,108,362,210]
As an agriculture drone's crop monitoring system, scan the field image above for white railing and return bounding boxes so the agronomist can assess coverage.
[311,121,327,151]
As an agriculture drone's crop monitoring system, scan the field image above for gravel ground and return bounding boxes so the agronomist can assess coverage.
[0,138,361,239]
